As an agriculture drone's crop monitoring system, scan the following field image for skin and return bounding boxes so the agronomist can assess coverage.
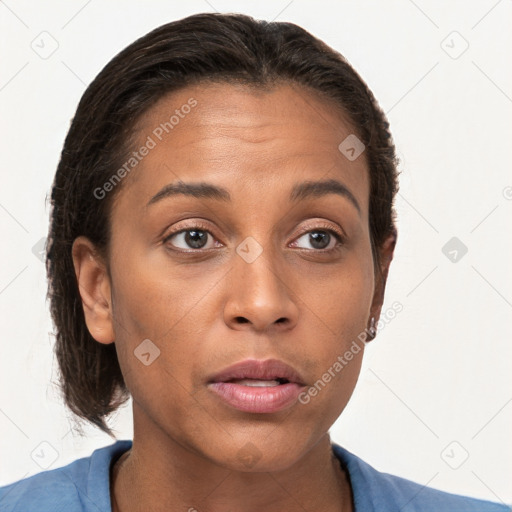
[72,81,396,512]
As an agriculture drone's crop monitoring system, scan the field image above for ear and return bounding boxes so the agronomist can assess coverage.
[367,228,397,341]
[71,236,115,345]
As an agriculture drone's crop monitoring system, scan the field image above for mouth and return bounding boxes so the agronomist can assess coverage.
[207,358,306,386]
[206,359,307,413]
[222,377,291,387]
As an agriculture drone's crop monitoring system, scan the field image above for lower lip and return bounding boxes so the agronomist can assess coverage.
[208,382,305,413]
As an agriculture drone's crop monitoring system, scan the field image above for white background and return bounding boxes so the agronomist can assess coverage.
[1,0,511,505]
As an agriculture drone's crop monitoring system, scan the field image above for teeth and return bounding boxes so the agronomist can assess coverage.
[231,379,281,387]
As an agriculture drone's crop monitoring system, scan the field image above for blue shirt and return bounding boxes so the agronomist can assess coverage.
[0,440,509,511]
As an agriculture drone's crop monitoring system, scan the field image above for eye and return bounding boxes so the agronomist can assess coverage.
[291,229,343,251]
[164,228,220,250]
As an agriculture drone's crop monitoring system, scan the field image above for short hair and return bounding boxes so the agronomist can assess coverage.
[46,12,399,436]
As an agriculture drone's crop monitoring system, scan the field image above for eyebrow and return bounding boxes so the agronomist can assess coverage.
[147,181,231,206]
[147,178,361,215]
[290,179,361,215]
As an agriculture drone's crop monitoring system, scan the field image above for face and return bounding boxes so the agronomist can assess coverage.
[74,81,394,472]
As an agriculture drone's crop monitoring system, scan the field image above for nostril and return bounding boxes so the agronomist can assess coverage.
[235,316,249,324]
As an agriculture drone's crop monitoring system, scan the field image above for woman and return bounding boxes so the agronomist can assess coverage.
[0,12,508,512]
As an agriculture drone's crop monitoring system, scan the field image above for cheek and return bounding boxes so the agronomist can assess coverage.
[294,289,369,427]
[110,269,205,434]
[306,244,375,338]
[296,249,373,415]
[109,240,218,338]
[107,248,193,395]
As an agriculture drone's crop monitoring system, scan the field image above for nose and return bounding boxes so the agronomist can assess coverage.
[223,245,299,333]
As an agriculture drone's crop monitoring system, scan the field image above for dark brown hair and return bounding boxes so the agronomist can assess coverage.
[46,12,399,437]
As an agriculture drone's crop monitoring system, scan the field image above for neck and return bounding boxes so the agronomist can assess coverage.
[111,404,353,512]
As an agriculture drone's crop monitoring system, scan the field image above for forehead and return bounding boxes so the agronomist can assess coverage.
[119,81,370,215]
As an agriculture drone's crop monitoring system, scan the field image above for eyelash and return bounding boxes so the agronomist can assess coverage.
[163,222,345,253]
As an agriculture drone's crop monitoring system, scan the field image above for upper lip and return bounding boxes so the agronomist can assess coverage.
[207,358,306,385]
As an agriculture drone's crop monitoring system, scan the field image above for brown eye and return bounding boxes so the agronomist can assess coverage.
[165,229,215,250]
[293,230,342,251]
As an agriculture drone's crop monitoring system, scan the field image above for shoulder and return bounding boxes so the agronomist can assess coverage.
[331,443,511,512]
[0,440,132,512]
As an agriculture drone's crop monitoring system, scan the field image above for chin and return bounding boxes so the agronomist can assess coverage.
[204,434,308,473]
[227,450,301,473]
